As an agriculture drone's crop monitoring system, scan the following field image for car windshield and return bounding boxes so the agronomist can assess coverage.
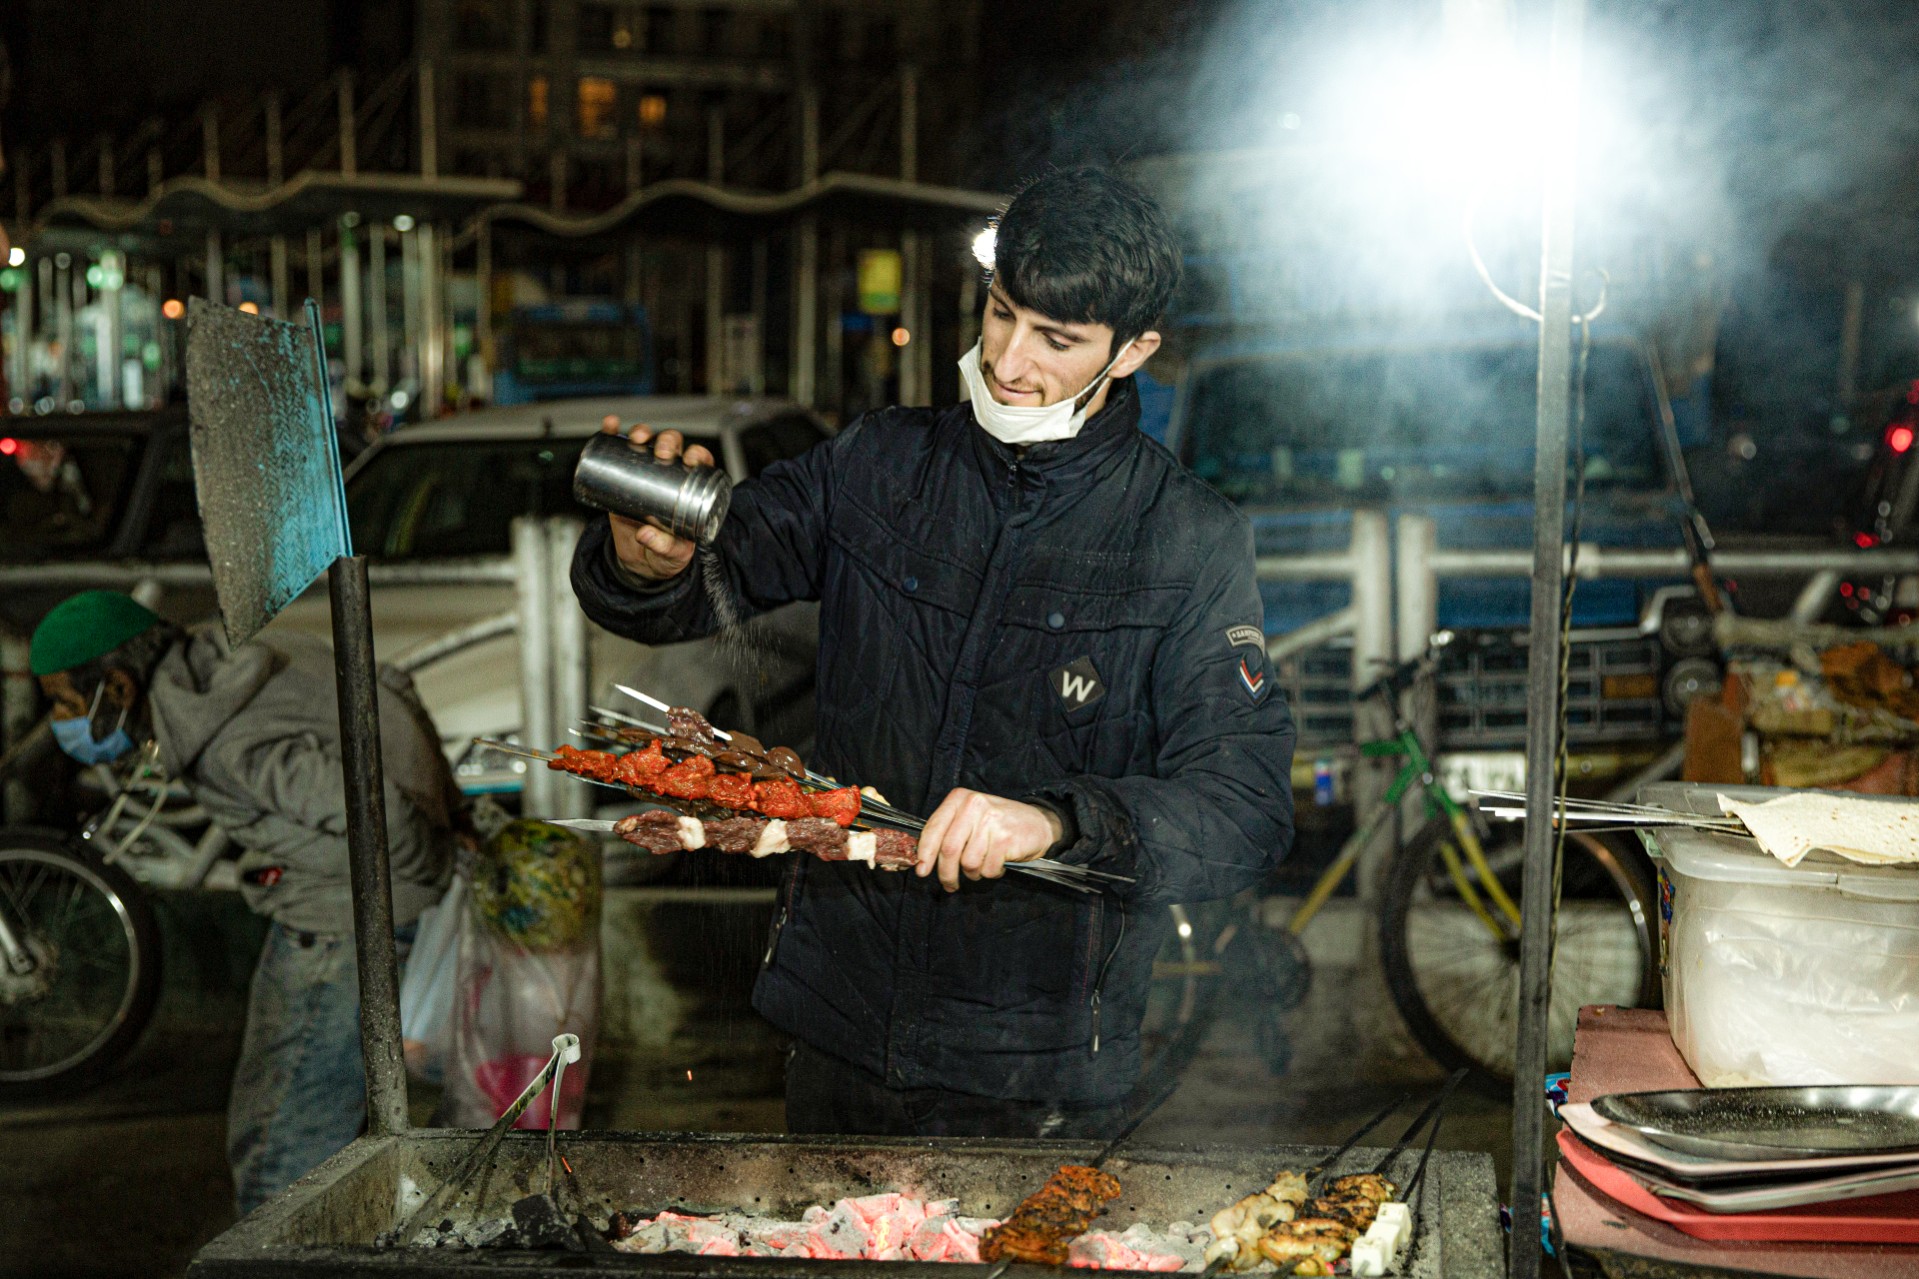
[0,432,141,562]
[346,434,720,558]
[1184,343,1662,504]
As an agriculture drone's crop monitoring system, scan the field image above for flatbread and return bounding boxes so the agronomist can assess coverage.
[1717,792,1919,867]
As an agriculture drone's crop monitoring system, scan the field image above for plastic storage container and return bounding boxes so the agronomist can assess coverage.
[1642,812,1919,1088]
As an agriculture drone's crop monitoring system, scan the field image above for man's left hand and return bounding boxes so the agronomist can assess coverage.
[915,790,1062,892]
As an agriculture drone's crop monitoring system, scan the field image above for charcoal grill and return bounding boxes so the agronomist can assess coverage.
[186,1129,1500,1278]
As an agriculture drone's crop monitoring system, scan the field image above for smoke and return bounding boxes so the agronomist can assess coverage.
[977,0,1919,348]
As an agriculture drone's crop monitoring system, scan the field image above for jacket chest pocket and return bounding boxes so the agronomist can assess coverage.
[821,497,983,726]
[978,578,1184,782]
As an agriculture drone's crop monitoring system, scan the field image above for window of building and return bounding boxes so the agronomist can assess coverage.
[757,14,790,57]
[451,0,512,50]
[529,2,548,52]
[577,77,619,139]
[453,72,514,129]
[645,6,676,54]
[637,92,668,129]
[816,9,843,62]
[528,76,550,129]
[700,7,731,55]
[578,3,616,51]
[862,17,896,62]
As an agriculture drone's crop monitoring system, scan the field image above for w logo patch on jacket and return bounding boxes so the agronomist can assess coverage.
[1053,657,1106,711]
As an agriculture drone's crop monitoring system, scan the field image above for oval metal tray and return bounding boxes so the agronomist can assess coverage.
[1591,1087,1919,1161]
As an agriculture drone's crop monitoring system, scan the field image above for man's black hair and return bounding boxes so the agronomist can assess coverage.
[990,166,1183,351]
[64,623,182,706]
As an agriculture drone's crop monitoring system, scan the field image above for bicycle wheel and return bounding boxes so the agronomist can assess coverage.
[0,829,163,1093]
[1378,816,1657,1093]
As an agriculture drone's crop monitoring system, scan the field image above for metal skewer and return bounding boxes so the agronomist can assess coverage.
[587,699,1137,887]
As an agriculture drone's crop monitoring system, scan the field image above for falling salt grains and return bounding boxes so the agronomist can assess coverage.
[698,544,770,688]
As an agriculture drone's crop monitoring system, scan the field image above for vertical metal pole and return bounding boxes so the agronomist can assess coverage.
[1511,2,1586,1276]
[99,252,122,409]
[1,635,34,824]
[340,218,363,394]
[266,93,285,186]
[306,227,325,308]
[958,258,980,359]
[1836,279,1865,409]
[1395,514,1438,661]
[422,222,444,412]
[1395,512,1439,829]
[794,84,821,406]
[514,517,556,816]
[824,223,845,415]
[339,71,359,176]
[10,252,29,402]
[547,518,590,819]
[201,107,220,183]
[476,219,494,400]
[205,230,224,306]
[326,555,409,1137]
[369,226,390,395]
[399,225,421,389]
[54,256,73,402]
[418,60,439,180]
[270,236,291,319]
[1348,509,1394,902]
[899,233,923,405]
[705,106,726,394]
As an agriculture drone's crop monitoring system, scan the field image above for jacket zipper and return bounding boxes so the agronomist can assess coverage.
[763,859,801,968]
[1088,896,1127,1056]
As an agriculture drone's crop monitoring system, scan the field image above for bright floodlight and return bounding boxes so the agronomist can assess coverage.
[971,225,997,269]
[393,214,416,232]
[6,247,22,267]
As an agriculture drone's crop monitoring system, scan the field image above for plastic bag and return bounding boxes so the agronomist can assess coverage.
[399,876,468,1083]
[441,820,602,1129]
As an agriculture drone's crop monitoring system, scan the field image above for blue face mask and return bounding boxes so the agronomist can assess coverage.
[51,685,138,766]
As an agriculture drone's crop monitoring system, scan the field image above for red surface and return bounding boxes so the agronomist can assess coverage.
[1554,1007,1919,1278]
[1556,1130,1919,1244]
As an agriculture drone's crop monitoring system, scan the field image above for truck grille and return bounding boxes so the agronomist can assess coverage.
[1274,630,1670,752]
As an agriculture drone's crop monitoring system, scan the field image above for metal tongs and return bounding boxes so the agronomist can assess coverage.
[387,1033,582,1247]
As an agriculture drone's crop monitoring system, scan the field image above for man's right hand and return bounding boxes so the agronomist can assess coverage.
[600,414,718,580]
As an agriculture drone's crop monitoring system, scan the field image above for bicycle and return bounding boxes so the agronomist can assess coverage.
[1145,633,1660,1095]
[0,742,229,1093]
[0,828,162,1093]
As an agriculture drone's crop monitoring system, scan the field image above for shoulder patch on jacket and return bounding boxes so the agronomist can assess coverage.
[1238,657,1268,702]
[1225,624,1264,649]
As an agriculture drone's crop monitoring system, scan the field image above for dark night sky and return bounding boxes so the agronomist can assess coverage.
[0,0,409,149]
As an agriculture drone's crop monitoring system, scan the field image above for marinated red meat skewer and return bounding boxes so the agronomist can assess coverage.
[546,743,865,827]
[613,811,919,868]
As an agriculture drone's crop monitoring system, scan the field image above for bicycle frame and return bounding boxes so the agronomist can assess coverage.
[1287,689,1522,939]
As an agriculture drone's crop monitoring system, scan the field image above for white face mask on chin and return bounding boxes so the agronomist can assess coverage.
[957,339,1131,446]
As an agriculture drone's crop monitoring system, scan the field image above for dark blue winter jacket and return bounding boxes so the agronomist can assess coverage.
[571,381,1296,1104]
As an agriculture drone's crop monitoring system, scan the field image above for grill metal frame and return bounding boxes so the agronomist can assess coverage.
[187,1130,1501,1279]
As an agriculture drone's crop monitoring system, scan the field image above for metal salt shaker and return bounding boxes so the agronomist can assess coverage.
[573,431,733,545]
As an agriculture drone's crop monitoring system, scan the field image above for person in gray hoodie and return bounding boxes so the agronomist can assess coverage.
[31,590,456,1213]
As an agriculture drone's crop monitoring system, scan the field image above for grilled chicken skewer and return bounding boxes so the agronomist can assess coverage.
[1202,1093,1407,1273]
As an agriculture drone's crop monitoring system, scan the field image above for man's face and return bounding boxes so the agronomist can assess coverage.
[979,286,1116,408]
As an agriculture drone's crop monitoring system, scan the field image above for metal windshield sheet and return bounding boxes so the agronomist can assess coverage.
[184,297,350,646]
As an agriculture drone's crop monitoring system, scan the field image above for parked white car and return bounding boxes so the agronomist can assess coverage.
[262,395,832,797]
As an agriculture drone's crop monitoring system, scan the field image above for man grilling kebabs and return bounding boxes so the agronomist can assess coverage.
[571,167,1296,1139]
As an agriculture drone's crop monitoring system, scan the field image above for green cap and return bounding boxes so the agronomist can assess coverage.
[29,591,163,677]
